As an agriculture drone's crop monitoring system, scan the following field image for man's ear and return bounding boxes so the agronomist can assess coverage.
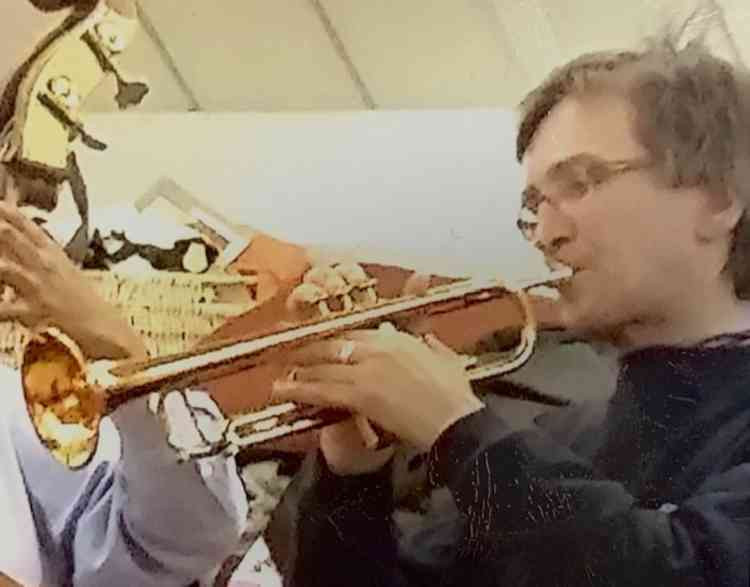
[695,188,744,242]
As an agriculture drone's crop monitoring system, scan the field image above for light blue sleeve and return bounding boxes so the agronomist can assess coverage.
[15,393,249,587]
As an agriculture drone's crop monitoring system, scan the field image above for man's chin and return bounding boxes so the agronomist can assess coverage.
[557,302,620,343]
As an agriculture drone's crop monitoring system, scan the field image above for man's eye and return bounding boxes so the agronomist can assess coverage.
[586,162,616,185]
[563,180,588,197]
[523,191,543,211]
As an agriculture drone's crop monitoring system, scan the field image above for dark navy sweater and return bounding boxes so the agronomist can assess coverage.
[267,335,750,586]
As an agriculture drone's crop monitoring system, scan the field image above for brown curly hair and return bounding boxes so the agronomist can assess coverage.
[516,34,750,298]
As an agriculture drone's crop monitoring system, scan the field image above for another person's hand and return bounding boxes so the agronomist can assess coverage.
[0,202,146,360]
[273,327,484,464]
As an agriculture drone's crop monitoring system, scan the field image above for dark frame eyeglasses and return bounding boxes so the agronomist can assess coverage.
[517,154,652,242]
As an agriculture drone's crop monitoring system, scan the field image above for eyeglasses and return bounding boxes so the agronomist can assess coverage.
[517,154,652,242]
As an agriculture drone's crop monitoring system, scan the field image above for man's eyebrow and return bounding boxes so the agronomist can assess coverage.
[548,153,597,174]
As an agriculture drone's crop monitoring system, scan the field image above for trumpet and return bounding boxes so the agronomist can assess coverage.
[20,268,572,468]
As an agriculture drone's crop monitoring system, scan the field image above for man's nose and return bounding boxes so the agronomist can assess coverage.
[533,201,576,255]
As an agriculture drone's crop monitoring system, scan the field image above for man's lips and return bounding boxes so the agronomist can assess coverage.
[543,260,587,291]
[545,258,582,274]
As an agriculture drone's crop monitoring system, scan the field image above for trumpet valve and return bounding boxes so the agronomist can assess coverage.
[340,293,354,312]
[353,284,378,307]
[334,263,379,308]
[286,282,329,320]
[302,266,356,313]
[303,266,348,294]
[333,263,368,286]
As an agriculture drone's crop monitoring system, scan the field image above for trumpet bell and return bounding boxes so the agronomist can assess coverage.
[21,328,103,468]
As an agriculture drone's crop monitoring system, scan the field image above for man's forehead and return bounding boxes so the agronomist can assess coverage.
[521,93,641,182]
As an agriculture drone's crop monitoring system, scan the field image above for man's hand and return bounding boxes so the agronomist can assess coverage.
[271,265,439,474]
[0,202,146,360]
[318,418,396,476]
[273,327,484,460]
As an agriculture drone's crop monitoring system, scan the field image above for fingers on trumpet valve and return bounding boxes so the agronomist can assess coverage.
[286,282,331,318]
[303,265,349,294]
[288,263,379,318]
[303,265,350,313]
[333,263,378,306]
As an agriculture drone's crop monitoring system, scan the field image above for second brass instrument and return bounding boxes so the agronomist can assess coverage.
[21,268,572,468]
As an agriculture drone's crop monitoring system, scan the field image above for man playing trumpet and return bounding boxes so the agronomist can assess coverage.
[265,29,750,587]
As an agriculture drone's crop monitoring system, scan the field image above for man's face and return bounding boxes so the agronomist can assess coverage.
[521,92,711,340]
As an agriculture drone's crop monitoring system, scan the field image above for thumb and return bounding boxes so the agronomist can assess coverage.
[423,333,473,368]
[354,414,381,449]
[423,333,455,356]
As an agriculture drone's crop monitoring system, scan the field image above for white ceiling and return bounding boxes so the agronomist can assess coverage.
[72,0,750,113]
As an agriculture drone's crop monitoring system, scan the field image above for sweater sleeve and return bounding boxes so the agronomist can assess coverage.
[428,406,750,585]
[14,387,248,586]
[265,450,417,587]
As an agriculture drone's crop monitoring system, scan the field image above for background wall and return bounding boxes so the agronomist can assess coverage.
[78,109,549,280]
